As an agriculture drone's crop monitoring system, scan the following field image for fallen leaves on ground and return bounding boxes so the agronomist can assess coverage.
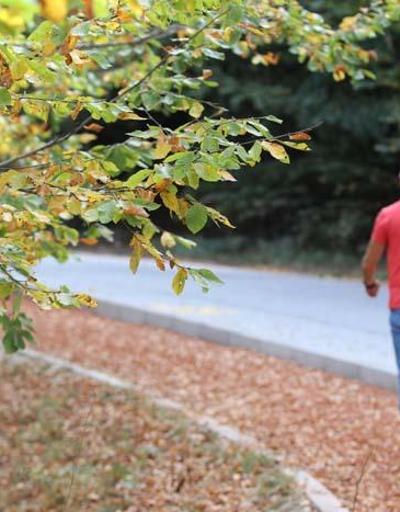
[0,359,310,511]
[25,304,400,511]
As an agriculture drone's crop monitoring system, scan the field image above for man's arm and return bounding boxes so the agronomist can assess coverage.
[361,240,385,297]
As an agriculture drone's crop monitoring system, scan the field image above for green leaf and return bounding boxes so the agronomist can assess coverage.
[196,269,224,285]
[107,144,139,171]
[249,141,262,162]
[3,332,17,354]
[203,48,225,61]
[0,281,13,299]
[126,169,152,187]
[194,163,220,182]
[187,267,223,293]
[0,87,11,106]
[28,21,64,44]
[96,200,121,224]
[23,100,50,122]
[186,204,208,234]
[282,141,311,151]
[94,0,108,17]
[265,115,283,124]
[176,235,197,249]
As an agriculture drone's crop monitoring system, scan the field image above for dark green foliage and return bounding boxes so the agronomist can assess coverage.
[0,311,34,353]
[194,1,400,256]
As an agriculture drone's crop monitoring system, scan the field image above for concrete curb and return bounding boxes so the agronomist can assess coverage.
[22,349,349,512]
[95,299,397,391]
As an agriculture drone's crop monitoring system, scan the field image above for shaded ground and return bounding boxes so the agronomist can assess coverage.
[26,304,400,511]
[0,359,309,512]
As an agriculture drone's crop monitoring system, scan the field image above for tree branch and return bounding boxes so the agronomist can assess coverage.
[274,120,324,140]
[76,24,183,50]
[0,25,183,52]
[0,9,228,171]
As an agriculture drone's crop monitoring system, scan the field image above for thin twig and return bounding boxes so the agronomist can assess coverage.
[0,266,29,290]
[0,10,228,171]
[352,450,373,512]
[240,120,324,147]
[76,24,183,50]
[18,96,103,104]
[274,120,324,140]
[0,25,183,52]
[0,162,50,170]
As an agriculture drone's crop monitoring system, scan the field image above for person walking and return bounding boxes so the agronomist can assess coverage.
[362,197,400,404]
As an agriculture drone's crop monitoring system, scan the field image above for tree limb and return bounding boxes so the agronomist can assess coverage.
[0,10,228,171]
[76,24,183,50]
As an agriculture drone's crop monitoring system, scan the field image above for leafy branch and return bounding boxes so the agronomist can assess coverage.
[0,10,227,170]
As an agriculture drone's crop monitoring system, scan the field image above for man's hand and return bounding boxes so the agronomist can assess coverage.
[364,280,380,297]
[362,240,384,298]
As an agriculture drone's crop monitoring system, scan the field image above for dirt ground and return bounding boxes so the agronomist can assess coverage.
[1,359,310,511]
[25,303,400,511]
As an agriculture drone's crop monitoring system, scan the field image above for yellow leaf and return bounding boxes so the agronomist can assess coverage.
[69,49,92,67]
[76,293,97,308]
[223,27,234,42]
[160,231,176,248]
[129,238,142,274]
[67,197,81,215]
[202,69,213,79]
[10,58,28,80]
[0,9,25,30]
[156,258,165,271]
[40,0,68,22]
[160,191,188,218]
[127,0,144,17]
[339,15,357,31]
[172,268,188,295]
[219,170,236,182]
[333,69,346,81]
[118,112,146,121]
[261,141,290,164]
[160,190,179,213]
[134,233,164,270]
[189,101,204,119]
[154,141,172,160]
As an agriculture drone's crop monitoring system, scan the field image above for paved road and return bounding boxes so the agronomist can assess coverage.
[36,253,396,379]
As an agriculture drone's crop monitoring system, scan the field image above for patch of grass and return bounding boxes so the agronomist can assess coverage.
[0,359,309,511]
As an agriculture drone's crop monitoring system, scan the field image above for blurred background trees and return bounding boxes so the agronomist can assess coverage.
[189,0,400,269]
[99,1,400,272]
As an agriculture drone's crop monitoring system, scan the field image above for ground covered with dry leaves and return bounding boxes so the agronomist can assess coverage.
[0,359,309,512]
[24,304,400,511]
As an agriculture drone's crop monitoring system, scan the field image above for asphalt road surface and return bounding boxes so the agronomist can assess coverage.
[36,252,395,377]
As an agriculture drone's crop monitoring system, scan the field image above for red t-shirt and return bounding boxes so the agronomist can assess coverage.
[371,200,400,308]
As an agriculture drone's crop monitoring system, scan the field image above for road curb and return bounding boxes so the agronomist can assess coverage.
[95,299,397,391]
[22,349,349,512]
